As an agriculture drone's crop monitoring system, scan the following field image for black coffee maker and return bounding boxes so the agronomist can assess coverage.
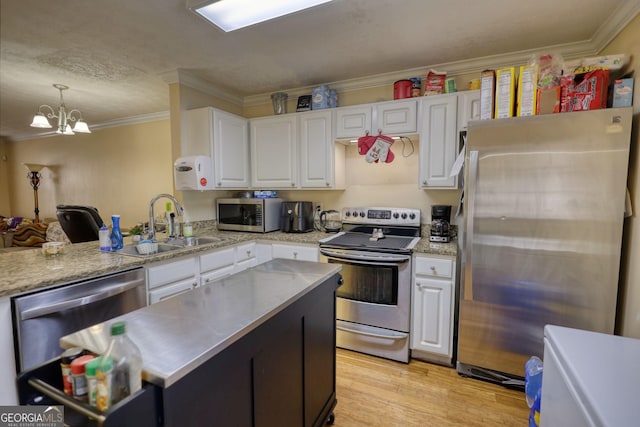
[429,205,451,243]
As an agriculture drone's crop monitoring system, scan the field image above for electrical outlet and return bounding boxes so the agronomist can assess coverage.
[316,203,323,212]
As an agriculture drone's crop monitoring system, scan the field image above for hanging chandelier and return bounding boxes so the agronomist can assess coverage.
[29,84,91,135]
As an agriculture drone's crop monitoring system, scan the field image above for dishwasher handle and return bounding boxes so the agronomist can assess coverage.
[20,278,144,321]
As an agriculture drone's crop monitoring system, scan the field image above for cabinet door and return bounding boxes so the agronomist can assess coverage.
[271,243,319,262]
[147,257,197,289]
[334,105,372,139]
[213,110,250,188]
[250,116,297,188]
[149,277,198,304]
[457,90,481,132]
[376,99,418,135]
[299,111,334,188]
[419,95,459,188]
[235,242,258,273]
[200,247,235,273]
[411,277,452,356]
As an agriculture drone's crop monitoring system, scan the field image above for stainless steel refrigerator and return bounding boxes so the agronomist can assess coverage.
[456,107,633,386]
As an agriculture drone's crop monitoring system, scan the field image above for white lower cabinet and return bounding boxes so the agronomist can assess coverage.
[200,242,273,287]
[147,256,198,304]
[234,242,258,273]
[271,243,319,262]
[411,254,456,365]
[200,247,236,285]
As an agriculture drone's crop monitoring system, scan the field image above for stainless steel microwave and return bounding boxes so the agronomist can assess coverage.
[216,198,282,233]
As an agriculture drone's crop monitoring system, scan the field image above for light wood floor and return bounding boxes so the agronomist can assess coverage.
[332,349,529,426]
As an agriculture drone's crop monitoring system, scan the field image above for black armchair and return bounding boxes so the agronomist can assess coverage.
[56,205,105,243]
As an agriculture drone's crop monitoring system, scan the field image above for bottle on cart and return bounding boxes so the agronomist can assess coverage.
[110,215,124,250]
[96,321,142,411]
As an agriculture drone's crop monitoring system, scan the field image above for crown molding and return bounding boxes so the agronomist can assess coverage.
[90,111,170,130]
[160,69,244,106]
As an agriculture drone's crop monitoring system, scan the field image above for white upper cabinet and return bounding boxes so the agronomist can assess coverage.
[457,90,481,132]
[212,110,250,188]
[250,115,298,188]
[299,110,342,189]
[418,94,459,189]
[335,105,372,139]
[375,99,418,135]
[250,110,345,189]
[334,99,417,140]
[182,107,250,189]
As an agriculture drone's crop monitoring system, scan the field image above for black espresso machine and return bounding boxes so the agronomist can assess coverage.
[429,205,451,242]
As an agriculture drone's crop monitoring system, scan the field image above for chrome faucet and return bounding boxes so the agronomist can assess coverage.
[148,194,185,241]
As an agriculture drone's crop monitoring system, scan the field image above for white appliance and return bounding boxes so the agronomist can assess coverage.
[540,325,640,426]
[174,155,213,190]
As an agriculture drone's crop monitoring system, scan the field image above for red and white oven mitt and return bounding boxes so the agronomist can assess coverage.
[357,134,395,163]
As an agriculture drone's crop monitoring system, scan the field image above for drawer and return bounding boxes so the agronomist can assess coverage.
[271,244,318,262]
[200,247,235,273]
[147,257,197,289]
[235,242,256,263]
[414,256,453,278]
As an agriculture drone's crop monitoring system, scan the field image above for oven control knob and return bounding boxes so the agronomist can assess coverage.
[401,212,407,219]
[409,213,416,220]
[345,211,351,217]
[352,211,358,217]
[359,211,365,218]
[393,212,399,219]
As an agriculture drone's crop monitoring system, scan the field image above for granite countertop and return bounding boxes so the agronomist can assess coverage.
[0,221,457,298]
[60,259,342,388]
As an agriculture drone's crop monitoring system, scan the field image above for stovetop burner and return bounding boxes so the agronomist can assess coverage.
[319,207,421,253]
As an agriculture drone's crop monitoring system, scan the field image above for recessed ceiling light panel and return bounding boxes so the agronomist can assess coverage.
[188,0,333,32]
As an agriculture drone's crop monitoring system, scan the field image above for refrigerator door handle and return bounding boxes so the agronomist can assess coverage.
[463,150,479,300]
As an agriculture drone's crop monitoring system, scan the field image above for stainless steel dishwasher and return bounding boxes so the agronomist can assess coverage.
[12,267,146,373]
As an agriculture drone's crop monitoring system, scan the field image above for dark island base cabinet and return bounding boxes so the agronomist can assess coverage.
[18,273,340,427]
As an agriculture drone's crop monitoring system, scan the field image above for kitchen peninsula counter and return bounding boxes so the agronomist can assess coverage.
[1,224,456,298]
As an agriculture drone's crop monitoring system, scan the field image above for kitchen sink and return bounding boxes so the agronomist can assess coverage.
[116,236,226,257]
[163,236,225,247]
[117,243,183,257]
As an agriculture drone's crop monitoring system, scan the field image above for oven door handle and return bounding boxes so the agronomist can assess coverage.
[336,323,409,340]
[320,249,411,264]
[20,278,144,321]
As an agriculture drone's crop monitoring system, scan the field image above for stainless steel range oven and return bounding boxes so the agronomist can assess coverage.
[319,207,420,363]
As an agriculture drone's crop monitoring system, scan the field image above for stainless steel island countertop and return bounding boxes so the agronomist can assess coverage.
[60,259,341,388]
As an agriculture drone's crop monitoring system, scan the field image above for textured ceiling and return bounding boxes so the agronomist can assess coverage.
[1,0,638,141]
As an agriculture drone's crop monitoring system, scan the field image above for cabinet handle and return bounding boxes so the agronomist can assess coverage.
[430,266,436,271]
[246,250,251,257]
[423,180,427,185]
[293,252,298,259]
[192,282,198,289]
[326,182,330,187]
[217,182,221,186]
[291,183,295,187]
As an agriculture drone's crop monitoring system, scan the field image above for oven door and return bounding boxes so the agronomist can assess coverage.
[319,248,411,332]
